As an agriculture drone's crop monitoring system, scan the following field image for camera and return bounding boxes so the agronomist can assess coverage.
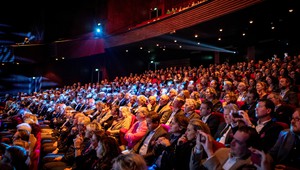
[231,111,243,118]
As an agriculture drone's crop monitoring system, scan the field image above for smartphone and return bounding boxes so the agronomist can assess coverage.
[231,112,243,118]
[251,152,261,166]
[199,134,206,143]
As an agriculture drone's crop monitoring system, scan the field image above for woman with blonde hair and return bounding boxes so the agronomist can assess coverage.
[256,81,268,99]
[106,106,133,144]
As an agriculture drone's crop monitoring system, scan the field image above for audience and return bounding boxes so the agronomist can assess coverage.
[0,53,300,170]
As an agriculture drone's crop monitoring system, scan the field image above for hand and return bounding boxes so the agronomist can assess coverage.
[249,147,271,170]
[177,135,187,145]
[156,137,171,147]
[106,130,111,135]
[236,110,252,126]
[73,135,83,148]
[198,130,214,157]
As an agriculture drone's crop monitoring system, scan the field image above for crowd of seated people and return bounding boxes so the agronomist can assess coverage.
[0,54,300,169]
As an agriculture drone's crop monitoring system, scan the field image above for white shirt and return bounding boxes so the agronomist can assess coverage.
[223,155,238,170]
[165,109,179,125]
[255,119,271,134]
[201,114,211,123]
[139,126,160,155]
[219,125,231,144]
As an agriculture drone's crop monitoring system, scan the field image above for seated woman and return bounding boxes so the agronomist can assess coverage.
[106,106,133,144]
[190,91,202,110]
[204,87,222,113]
[220,91,237,113]
[150,114,189,170]
[92,135,121,170]
[153,118,211,170]
[256,81,268,100]
[124,107,148,149]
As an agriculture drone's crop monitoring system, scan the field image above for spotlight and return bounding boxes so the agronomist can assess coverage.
[94,22,103,38]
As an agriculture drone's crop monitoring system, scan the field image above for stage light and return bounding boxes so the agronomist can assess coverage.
[94,22,103,37]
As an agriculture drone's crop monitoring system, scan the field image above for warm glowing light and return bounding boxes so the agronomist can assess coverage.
[249,20,253,24]
[194,34,198,38]
[219,29,223,32]
[218,38,221,41]
[174,40,177,43]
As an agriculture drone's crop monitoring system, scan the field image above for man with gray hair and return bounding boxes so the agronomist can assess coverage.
[154,94,172,124]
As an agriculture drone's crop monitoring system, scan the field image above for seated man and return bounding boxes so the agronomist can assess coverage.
[191,126,260,170]
[132,111,168,165]
[267,108,300,169]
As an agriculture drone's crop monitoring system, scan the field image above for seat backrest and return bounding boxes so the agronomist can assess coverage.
[236,101,245,108]
[212,112,225,123]
[130,115,137,128]
[276,121,289,129]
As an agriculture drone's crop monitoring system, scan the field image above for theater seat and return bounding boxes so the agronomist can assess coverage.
[30,132,41,170]
[212,112,225,123]
[276,121,289,129]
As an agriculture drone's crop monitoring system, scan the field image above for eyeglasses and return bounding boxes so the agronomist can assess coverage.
[291,117,300,122]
